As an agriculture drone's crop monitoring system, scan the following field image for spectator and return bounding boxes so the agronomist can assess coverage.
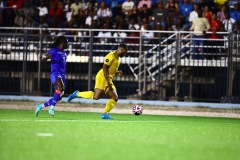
[165,0,179,30]
[122,0,135,17]
[217,4,227,23]
[179,0,193,26]
[202,5,213,23]
[190,10,210,59]
[96,1,112,26]
[138,4,152,24]
[96,23,112,56]
[222,12,235,32]
[14,9,25,27]
[230,3,240,31]
[138,4,151,25]
[113,25,127,43]
[209,13,221,39]
[70,0,85,16]
[137,0,152,11]
[85,10,98,28]
[151,1,168,30]
[85,2,95,16]
[128,17,140,30]
[22,0,35,18]
[111,0,124,19]
[38,1,48,17]
[172,18,188,31]
[189,3,199,26]
[48,1,64,27]
[9,0,23,9]
[141,23,154,45]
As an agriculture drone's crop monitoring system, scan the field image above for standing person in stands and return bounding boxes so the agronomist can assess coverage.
[190,10,210,59]
[67,43,128,120]
[35,36,68,117]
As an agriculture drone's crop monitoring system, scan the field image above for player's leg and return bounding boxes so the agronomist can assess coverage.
[67,73,104,101]
[101,84,118,120]
[48,78,65,116]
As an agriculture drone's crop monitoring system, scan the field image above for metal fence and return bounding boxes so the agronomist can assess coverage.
[0,27,239,103]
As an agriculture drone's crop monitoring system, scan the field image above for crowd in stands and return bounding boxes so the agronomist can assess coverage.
[0,0,239,44]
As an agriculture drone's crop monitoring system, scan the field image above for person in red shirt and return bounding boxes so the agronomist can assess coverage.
[9,0,23,9]
[48,1,64,27]
[209,13,221,39]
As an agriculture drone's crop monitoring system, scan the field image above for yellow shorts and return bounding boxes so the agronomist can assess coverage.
[94,73,116,93]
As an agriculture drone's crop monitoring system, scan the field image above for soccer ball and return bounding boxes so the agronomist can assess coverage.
[132,105,143,115]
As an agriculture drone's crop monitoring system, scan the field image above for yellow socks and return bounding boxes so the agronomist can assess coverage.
[77,91,94,99]
[103,99,116,113]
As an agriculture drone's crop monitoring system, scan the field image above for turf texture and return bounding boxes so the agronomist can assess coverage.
[0,109,240,160]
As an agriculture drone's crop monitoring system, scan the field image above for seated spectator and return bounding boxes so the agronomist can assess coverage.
[165,0,179,30]
[111,0,124,19]
[138,0,152,12]
[141,23,154,45]
[22,0,35,18]
[151,1,168,30]
[172,18,188,31]
[48,1,65,27]
[138,4,151,25]
[97,1,112,26]
[14,9,25,28]
[96,23,112,56]
[70,0,86,16]
[112,25,127,49]
[128,17,140,30]
[128,5,138,24]
[9,0,23,9]
[179,0,193,26]
[38,1,48,17]
[85,10,98,28]
[122,0,135,18]
[85,2,95,16]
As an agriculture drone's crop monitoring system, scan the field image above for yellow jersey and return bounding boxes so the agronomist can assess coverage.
[97,51,120,79]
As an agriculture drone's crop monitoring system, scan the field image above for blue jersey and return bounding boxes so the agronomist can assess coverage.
[49,47,67,75]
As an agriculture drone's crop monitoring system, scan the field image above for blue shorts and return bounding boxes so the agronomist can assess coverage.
[50,73,66,88]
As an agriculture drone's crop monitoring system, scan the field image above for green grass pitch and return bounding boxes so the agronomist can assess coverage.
[0,109,240,160]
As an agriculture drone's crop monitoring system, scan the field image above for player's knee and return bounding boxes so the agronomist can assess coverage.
[112,96,118,102]
[93,95,100,100]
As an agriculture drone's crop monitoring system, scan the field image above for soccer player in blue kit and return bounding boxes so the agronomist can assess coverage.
[35,36,68,117]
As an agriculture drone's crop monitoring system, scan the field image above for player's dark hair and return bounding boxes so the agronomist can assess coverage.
[52,36,67,48]
[119,43,128,50]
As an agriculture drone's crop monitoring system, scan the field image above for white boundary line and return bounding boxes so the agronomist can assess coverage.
[1,119,240,125]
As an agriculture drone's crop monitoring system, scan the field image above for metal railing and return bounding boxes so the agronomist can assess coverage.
[0,27,239,103]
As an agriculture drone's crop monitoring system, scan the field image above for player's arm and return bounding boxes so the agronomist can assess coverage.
[103,64,113,90]
[41,53,52,62]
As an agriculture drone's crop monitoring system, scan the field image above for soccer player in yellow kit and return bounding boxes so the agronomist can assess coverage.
[67,43,128,120]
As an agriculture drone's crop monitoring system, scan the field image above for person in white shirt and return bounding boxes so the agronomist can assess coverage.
[85,10,98,28]
[70,0,85,16]
[189,3,199,26]
[38,1,48,17]
[122,0,135,16]
[97,1,112,18]
[97,23,112,56]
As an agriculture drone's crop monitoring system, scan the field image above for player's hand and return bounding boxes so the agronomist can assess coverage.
[117,70,123,76]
